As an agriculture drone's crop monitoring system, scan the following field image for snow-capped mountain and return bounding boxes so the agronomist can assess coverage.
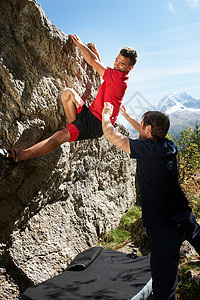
[157,92,200,135]
[157,92,200,114]
[126,92,200,137]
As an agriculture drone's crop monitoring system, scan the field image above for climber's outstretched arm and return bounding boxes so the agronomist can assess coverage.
[70,34,106,78]
[102,102,131,154]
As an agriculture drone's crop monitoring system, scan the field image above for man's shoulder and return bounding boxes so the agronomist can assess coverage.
[129,138,150,158]
[129,138,152,145]
[103,68,129,81]
[129,138,167,157]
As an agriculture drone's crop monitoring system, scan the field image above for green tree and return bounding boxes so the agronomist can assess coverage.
[172,123,200,185]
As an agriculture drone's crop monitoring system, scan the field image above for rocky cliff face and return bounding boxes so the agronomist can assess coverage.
[0,0,136,298]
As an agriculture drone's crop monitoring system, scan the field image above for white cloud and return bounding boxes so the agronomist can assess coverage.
[167,1,176,13]
[165,21,200,32]
[129,60,200,90]
[186,0,200,8]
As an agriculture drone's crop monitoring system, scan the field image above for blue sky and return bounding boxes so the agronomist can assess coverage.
[36,0,200,111]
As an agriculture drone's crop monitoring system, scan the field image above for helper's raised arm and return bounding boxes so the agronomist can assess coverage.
[121,105,142,134]
[102,102,131,154]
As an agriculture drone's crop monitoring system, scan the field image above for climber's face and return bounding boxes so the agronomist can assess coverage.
[114,54,133,73]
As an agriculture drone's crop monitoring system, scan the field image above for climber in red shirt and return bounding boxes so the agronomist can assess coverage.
[0,34,137,164]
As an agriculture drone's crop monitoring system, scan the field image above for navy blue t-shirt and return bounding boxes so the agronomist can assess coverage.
[129,138,191,228]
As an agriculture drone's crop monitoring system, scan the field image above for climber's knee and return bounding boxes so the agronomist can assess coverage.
[61,88,73,103]
[61,87,83,108]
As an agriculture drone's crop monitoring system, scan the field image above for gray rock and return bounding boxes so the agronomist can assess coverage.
[180,240,198,259]
[0,0,136,298]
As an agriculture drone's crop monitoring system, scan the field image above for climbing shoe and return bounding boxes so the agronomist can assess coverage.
[0,149,18,166]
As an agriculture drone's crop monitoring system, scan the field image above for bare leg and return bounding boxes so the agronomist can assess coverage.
[61,88,83,123]
[15,88,83,162]
[16,128,70,162]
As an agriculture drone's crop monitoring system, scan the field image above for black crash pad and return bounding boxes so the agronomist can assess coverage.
[22,246,152,300]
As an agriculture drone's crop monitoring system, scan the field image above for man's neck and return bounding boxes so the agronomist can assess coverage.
[150,136,159,142]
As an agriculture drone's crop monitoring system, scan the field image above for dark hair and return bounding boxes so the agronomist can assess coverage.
[120,47,138,66]
[142,111,170,140]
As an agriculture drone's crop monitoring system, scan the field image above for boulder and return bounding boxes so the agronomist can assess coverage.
[0,0,136,298]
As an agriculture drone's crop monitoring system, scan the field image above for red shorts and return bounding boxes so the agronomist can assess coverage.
[66,105,103,142]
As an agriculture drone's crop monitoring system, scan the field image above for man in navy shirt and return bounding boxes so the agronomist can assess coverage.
[102,102,200,300]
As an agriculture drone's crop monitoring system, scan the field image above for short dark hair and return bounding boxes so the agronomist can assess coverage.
[120,47,138,66]
[142,111,170,140]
